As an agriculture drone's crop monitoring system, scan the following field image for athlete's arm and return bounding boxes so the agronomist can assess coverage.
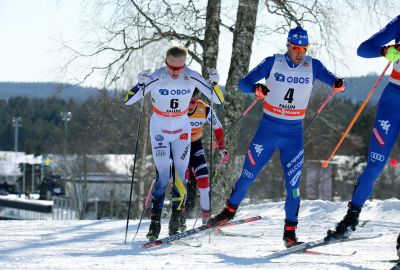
[205,106,225,149]
[312,59,337,87]
[124,73,158,105]
[238,56,275,93]
[357,15,400,58]
[190,70,223,105]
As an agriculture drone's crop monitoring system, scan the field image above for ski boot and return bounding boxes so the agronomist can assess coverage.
[202,209,211,225]
[179,209,187,232]
[207,200,237,227]
[146,214,161,241]
[185,175,197,218]
[325,201,362,241]
[283,220,303,248]
[169,208,183,236]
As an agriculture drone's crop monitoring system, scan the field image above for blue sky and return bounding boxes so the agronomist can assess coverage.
[0,1,81,83]
[0,1,397,88]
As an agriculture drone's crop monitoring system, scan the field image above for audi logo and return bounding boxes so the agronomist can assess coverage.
[370,152,385,162]
[242,169,254,178]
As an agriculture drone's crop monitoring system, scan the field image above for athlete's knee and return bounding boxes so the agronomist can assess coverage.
[363,160,386,179]
[233,176,254,193]
[240,167,257,182]
[153,187,167,197]
[154,179,169,196]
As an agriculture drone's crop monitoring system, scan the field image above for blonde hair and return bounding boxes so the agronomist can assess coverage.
[166,45,188,58]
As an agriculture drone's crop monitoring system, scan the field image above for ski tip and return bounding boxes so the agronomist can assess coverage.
[355,233,384,239]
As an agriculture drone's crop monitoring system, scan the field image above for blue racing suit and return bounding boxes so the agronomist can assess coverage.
[351,15,400,207]
[228,53,337,223]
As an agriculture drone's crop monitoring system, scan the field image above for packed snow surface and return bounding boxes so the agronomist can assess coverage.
[0,199,399,269]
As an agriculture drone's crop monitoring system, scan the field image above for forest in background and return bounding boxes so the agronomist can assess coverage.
[0,75,399,219]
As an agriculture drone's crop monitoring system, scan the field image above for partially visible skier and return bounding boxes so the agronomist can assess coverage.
[397,233,400,259]
[172,88,229,233]
[207,26,346,248]
[325,16,400,245]
[124,45,223,240]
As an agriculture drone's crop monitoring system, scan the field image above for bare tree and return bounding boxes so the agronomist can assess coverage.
[212,0,260,210]
[59,0,398,216]
[61,0,222,88]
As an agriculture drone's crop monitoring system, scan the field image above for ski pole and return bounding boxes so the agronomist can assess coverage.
[208,80,216,244]
[322,61,391,168]
[131,177,155,242]
[304,87,336,132]
[124,86,145,244]
[215,97,261,146]
[209,82,215,217]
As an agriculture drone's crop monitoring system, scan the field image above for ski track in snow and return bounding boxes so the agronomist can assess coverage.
[0,199,399,270]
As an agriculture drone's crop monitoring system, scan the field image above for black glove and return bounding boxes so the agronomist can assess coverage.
[334,78,344,88]
[253,83,270,99]
[333,78,346,93]
[381,44,400,56]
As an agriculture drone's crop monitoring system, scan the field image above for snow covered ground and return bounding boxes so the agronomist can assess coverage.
[0,199,399,270]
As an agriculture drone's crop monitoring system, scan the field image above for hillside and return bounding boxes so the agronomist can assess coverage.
[341,74,390,104]
[0,82,100,102]
[0,74,391,104]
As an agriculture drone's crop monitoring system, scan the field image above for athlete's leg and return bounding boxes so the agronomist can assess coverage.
[147,119,172,240]
[168,128,191,234]
[208,118,277,226]
[279,125,304,223]
[188,140,210,211]
[149,125,172,216]
[170,130,191,209]
[352,85,400,207]
[229,118,277,206]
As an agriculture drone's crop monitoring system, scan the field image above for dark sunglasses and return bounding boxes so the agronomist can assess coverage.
[165,61,186,71]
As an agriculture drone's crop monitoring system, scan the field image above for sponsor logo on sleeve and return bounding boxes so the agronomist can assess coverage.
[155,149,166,157]
[155,135,164,141]
[155,142,167,149]
[290,171,302,187]
[252,143,264,157]
[162,129,183,134]
[372,128,385,147]
[247,149,256,166]
[194,149,205,157]
[286,149,304,168]
[287,158,304,177]
[159,89,191,95]
[378,119,390,134]
[273,73,310,84]
[159,89,169,95]
[242,169,254,179]
[274,72,285,82]
[181,144,190,160]
[190,121,204,127]
[370,152,385,162]
[179,133,189,140]
[292,188,300,198]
